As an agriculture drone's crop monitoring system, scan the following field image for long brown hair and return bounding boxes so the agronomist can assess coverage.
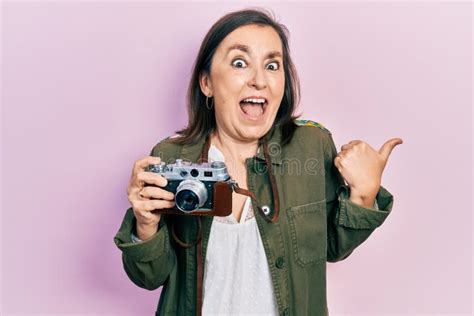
[171,8,301,146]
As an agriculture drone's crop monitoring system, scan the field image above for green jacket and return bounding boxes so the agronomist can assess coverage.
[114,120,394,316]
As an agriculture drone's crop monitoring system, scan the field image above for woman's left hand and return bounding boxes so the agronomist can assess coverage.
[334,138,403,207]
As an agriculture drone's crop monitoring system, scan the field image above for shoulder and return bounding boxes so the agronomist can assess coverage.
[149,133,182,158]
[281,119,333,154]
[291,119,336,160]
[292,119,332,145]
[294,119,331,135]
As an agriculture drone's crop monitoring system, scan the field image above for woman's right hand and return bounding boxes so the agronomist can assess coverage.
[127,156,175,240]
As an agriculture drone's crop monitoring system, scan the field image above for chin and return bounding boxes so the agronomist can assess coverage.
[237,123,272,141]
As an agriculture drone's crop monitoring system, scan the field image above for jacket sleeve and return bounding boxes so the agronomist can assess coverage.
[113,141,177,290]
[114,208,176,290]
[323,132,394,263]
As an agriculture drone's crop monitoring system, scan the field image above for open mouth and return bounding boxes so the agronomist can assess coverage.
[239,97,268,119]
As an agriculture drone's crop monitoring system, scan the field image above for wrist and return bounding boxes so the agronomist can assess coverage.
[348,186,378,209]
[136,222,159,241]
[349,194,375,209]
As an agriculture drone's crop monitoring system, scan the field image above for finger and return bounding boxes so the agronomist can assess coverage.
[334,156,343,170]
[348,140,362,145]
[136,171,168,187]
[133,199,175,212]
[140,186,175,201]
[133,206,161,224]
[340,144,354,151]
[378,138,403,162]
[128,186,143,202]
[144,199,175,212]
[336,150,348,159]
[133,156,162,174]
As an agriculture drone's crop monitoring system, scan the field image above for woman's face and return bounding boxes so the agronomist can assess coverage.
[200,24,285,142]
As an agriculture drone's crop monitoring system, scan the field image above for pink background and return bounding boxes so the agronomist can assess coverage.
[1,1,472,315]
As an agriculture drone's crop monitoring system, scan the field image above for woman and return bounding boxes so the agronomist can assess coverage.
[114,8,402,316]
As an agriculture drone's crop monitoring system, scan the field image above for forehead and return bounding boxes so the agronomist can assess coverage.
[217,24,283,56]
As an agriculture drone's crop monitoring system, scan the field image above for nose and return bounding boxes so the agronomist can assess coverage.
[247,66,268,90]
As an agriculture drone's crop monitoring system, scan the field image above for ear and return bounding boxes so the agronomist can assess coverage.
[199,71,213,97]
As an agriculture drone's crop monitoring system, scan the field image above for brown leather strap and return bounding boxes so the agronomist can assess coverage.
[233,182,279,223]
[195,135,210,316]
[170,217,203,315]
[196,216,203,316]
[198,134,211,163]
[232,137,280,223]
[262,139,280,222]
[170,217,202,248]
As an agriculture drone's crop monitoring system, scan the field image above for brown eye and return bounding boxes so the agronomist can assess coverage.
[232,58,247,68]
[266,61,280,71]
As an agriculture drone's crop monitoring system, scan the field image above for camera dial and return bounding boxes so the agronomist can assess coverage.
[211,161,225,169]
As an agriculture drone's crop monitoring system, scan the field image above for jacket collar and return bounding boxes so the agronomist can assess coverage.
[178,127,283,165]
[255,126,282,165]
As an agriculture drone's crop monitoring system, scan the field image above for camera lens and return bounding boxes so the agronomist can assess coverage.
[175,179,208,212]
[176,190,199,212]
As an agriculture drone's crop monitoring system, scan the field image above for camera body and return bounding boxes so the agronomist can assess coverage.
[145,159,234,216]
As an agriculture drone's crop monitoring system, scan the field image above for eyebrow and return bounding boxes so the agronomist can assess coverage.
[226,44,283,59]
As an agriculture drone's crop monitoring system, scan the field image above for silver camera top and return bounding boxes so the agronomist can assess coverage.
[147,159,230,182]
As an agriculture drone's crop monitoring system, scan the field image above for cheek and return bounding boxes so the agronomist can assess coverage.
[214,100,237,122]
[270,78,285,107]
[278,75,286,94]
[213,71,245,94]
[269,75,285,93]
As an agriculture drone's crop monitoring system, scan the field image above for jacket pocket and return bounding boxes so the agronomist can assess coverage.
[286,199,327,266]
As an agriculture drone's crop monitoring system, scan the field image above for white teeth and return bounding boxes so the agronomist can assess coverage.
[242,98,266,104]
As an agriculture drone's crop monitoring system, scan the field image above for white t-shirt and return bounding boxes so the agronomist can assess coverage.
[201,144,279,316]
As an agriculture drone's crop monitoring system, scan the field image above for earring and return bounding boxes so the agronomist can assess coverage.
[206,96,214,110]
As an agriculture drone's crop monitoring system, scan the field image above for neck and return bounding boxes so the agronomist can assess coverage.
[210,130,259,166]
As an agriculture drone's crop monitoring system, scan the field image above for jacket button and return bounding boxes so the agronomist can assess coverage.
[275,257,285,269]
[282,307,289,315]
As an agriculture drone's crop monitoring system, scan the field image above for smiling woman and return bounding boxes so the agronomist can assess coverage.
[114,7,400,316]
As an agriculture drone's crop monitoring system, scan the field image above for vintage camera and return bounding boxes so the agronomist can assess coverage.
[145,159,234,216]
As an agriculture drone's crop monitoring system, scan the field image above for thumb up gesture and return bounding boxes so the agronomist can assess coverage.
[334,138,403,204]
